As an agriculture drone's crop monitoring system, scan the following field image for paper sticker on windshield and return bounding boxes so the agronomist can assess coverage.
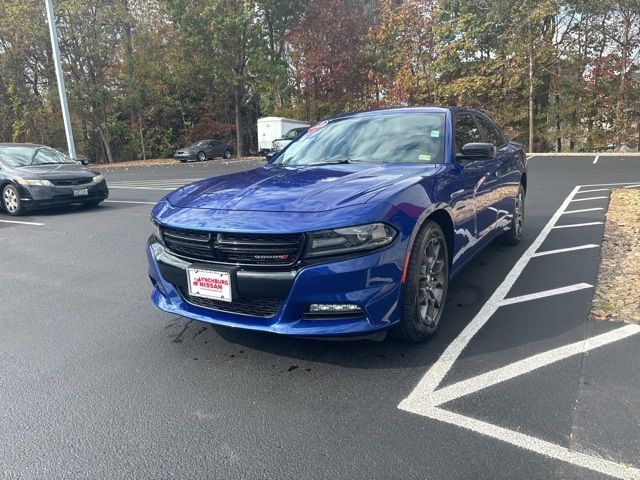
[306,120,328,136]
[430,130,440,138]
[418,154,432,161]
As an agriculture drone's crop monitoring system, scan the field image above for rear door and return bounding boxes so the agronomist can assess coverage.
[475,114,517,231]
[454,113,499,240]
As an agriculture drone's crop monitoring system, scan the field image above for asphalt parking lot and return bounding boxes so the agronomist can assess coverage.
[2,155,640,479]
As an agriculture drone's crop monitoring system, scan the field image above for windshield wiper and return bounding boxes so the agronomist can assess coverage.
[303,157,353,166]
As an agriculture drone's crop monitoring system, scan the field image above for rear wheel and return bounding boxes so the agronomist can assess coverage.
[2,184,23,216]
[197,151,206,162]
[223,149,231,159]
[394,220,449,342]
[500,184,525,245]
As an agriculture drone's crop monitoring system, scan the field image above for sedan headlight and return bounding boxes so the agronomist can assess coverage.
[93,173,104,183]
[151,218,163,243]
[16,178,54,187]
[305,223,397,259]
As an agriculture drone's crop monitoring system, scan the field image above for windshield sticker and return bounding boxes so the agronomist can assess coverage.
[306,120,328,136]
[418,154,432,161]
[430,130,440,138]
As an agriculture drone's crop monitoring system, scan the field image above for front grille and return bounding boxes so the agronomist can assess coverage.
[161,227,304,266]
[50,177,93,186]
[179,287,281,317]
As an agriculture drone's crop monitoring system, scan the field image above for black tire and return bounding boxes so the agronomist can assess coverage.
[197,151,206,162]
[500,184,525,246]
[2,184,24,216]
[394,220,449,342]
[179,159,187,163]
[223,149,231,159]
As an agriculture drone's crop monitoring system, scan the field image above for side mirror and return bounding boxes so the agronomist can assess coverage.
[80,159,90,166]
[459,142,496,160]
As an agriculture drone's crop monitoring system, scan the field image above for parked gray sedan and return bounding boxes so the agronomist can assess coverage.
[0,143,109,216]
[173,139,233,162]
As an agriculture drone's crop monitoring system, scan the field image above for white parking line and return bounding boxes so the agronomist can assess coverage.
[576,188,610,193]
[624,184,640,189]
[398,184,640,477]
[103,200,156,205]
[592,155,599,164]
[569,196,608,202]
[552,222,603,229]
[426,324,640,408]
[398,186,581,414]
[500,283,593,306]
[562,207,604,214]
[109,186,176,191]
[533,244,599,257]
[0,219,44,226]
[426,407,640,480]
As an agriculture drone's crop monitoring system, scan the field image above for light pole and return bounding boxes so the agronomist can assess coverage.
[44,0,76,159]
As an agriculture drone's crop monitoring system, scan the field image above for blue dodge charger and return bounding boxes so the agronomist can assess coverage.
[147,107,526,342]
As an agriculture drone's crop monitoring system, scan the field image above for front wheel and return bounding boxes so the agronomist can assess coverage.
[197,151,206,162]
[223,149,231,159]
[2,184,24,216]
[394,220,449,342]
[500,184,525,245]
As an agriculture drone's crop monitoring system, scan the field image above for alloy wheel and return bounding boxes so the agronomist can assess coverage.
[3,186,19,214]
[417,235,446,328]
[514,188,524,238]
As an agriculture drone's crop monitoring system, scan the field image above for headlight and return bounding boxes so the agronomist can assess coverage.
[93,173,104,183]
[16,178,54,187]
[304,223,397,259]
[151,218,163,243]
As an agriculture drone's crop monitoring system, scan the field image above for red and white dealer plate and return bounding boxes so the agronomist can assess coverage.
[187,268,232,302]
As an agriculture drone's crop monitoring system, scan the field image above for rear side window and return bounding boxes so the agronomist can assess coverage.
[454,114,482,153]
[476,115,505,147]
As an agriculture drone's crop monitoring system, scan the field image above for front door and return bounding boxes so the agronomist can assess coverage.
[454,114,499,240]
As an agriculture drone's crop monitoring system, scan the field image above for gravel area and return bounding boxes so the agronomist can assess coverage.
[591,189,640,323]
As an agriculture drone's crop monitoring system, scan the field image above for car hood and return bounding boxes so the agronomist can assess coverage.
[168,163,441,212]
[176,147,199,152]
[12,163,94,179]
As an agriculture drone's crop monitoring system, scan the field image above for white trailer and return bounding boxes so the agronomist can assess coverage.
[257,117,310,154]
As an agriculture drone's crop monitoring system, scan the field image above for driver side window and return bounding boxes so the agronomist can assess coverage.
[455,114,482,153]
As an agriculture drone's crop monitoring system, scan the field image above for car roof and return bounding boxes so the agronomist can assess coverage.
[322,106,482,122]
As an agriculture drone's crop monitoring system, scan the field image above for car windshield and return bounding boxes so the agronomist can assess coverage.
[0,146,77,167]
[278,113,446,166]
[190,140,210,147]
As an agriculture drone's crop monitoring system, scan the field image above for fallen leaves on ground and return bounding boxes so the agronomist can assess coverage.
[591,189,640,323]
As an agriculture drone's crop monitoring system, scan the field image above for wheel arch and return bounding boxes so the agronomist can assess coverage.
[521,171,527,193]
[402,205,455,283]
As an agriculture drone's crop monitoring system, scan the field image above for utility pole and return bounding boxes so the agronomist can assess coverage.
[45,0,76,160]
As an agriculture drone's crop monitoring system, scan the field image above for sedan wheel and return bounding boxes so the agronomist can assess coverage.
[223,149,231,159]
[197,152,206,162]
[2,184,23,216]
[395,220,449,342]
[500,184,525,245]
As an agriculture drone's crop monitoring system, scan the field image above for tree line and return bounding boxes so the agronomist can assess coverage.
[0,0,638,162]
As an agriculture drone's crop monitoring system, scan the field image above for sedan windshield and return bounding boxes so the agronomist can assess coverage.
[190,140,209,147]
[0,146,77,167]
[278,113,446,166]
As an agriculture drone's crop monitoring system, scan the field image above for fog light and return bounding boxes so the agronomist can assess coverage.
[308,303,363,313]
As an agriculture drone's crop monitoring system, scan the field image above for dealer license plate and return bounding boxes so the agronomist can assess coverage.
[187,268,232,302]
[73,188,88,196]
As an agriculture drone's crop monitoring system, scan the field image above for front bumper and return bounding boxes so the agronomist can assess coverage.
[19,181,109,209]
[147,240,406,337]
[174,152,197,161]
